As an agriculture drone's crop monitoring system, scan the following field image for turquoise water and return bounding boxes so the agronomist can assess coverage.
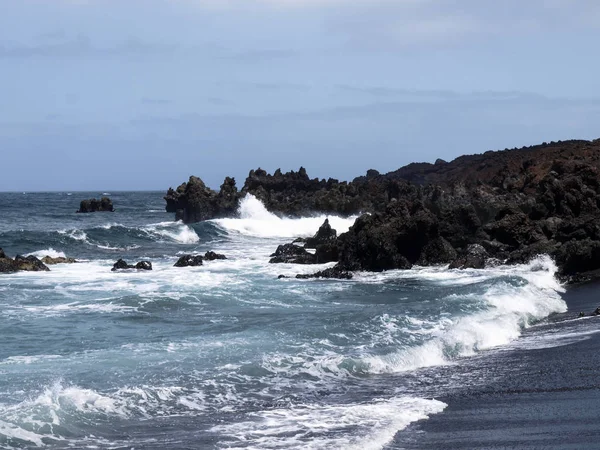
[0,192,566,448]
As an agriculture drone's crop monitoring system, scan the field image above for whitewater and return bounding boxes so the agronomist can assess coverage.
[0,191,567,449]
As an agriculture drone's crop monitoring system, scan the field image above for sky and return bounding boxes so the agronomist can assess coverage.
[1,0,599,191]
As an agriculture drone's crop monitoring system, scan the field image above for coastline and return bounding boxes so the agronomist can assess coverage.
[392,280,600,449]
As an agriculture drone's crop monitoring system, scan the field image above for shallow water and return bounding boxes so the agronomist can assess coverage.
[0,192,567,448]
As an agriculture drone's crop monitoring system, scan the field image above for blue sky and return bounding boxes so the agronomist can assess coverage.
[1,0,599,191]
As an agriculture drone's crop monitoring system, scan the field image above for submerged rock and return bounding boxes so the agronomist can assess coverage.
[295,267,353,280]
[77,197,114,213]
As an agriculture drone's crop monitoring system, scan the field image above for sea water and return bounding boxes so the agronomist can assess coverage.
[0,192,567,448]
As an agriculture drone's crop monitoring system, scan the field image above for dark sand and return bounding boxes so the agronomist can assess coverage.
[392,282,600,450]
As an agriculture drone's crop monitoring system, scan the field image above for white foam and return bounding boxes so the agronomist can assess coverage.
[213,194,358,239]
[211,396,446,449]
[143,222,200,244]
[362,255,566,374]
[26,248,66,259]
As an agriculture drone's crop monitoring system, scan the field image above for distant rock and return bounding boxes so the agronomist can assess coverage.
[77,197,114,213]
[174,254,204,267]
[111,258,152,271]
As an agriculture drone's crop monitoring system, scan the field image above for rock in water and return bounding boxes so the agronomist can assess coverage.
[112,259,134,271]
[269,243,316,264]
[204,251,227,261]
[135,261,153,270]
[174,255,204,267]
[14,255,50,272]
[41,256,77,265]
[78,197,114,213]
[295,267,353,280]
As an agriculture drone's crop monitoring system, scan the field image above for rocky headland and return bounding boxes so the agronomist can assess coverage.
[163,138,598,283]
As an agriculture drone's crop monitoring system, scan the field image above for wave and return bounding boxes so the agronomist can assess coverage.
[212,194,358,239]
[25,248,66,259]
[259,256,566,380]
[211,396,446,449]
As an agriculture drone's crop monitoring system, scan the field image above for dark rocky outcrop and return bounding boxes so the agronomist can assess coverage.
[304,218,337,248]
[166,139,600,282]
[174,255,204,267]
[41,256,77,265]
[173,251,228,267]
[77,197,114,213]
[14,255,50,272]
[0,252,50,273]
[295,267,353,280]
[449,244,488,270]
[111,259,152,271]
[204,251,227,261]
[269,244,316,264]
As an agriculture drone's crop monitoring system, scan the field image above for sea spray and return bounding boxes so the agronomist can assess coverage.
[213,194,358,239]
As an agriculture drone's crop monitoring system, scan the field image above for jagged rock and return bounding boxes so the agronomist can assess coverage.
[269,244,316,264]
[77,197,114,213]
[174,254,204,267]
[0,248,5,259]
[164,139,600,283]
[204,251,227,261]
[41,256,77,265]
[111,259,152,271]
[14,255,50,272]
[295,267,353,280]
[305,219,337,248]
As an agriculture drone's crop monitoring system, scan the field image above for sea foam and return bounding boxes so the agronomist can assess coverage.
[213,194,358,239]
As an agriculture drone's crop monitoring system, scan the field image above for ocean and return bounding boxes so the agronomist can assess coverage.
[0,191,586,449]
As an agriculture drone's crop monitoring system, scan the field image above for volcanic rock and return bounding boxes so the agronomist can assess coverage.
[269,243,316,264]
[41,256,77,265]
[14,255,50,272]
[174,254,204,267]
[111,259,152,271]
[204,251,227,261]
[304,219,337,248]
[77,197,114,213]
[295,267,353,280]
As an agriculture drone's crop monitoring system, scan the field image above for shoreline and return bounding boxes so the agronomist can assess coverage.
[392,280,600,449]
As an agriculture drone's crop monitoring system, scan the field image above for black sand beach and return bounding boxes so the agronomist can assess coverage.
[393,281,600,450]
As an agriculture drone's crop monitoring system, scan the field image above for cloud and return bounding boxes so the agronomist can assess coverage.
[0,34,175,59]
